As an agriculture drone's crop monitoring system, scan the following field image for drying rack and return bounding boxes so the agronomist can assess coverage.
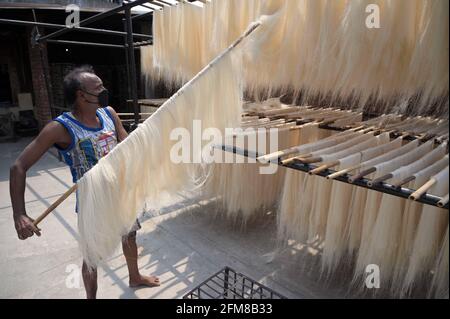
[218,144,449,210]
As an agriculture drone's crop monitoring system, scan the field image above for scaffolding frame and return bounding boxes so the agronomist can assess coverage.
[0,0,178,127]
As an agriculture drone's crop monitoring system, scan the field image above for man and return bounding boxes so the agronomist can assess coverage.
[10,65,160,299]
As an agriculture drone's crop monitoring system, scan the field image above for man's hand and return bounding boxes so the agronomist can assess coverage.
[14,214,41,240]
[10,121,69,241]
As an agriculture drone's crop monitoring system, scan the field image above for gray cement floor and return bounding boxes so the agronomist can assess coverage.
[1,137,342,299]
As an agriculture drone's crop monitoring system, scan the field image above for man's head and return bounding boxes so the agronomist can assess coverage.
[63,65,109,110]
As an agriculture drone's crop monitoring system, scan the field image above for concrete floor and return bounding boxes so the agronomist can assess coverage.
[0,137,343,299]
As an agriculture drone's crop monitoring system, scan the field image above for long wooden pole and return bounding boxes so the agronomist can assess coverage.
[309,160,339,175]
[33,184,77,227]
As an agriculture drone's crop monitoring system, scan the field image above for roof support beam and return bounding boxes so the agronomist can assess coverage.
[0,18,152,39]
[37,0,154,42]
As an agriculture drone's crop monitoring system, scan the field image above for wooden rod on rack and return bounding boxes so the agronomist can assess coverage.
[392,175,416,188]
[348,167,376,183]
[326,164,361,180]
[368,173,393,187]
[309,161,339,175]
[297,156,323,164]
[280,153,312,165]
[409,178,436,201]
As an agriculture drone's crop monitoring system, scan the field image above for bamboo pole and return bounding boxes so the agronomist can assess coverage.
[368,173,393,187]
[33,184,77,227]
[298,156,322,164]
[348,167,376,183]
[280,154,312,165]
[258,107,300,117]
[326,163,361,180]
[409,178,436,201]
[309,161,339,175]
[391,175,416,188]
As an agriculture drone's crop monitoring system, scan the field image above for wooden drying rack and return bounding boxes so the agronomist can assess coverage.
[244,106,448,146]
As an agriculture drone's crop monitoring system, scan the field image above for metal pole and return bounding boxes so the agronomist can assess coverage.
[219,144,449,210]
[154,0,172,6]
[47,39,126,49]
[44,39,150,49]
[123,0,164,10]
[0,18,152,39]
[131,11,154,20]
[123,18,132,110]
[132,40,153,47]
[125,8,140,128]
[156,0,176,6]
[38,0,153,42]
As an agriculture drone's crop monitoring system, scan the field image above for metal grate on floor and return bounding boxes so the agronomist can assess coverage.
[183,267,287,299]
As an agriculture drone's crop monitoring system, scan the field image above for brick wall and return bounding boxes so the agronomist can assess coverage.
[28,27,53,130]
[49,63,74,115]
[48,63,129,114]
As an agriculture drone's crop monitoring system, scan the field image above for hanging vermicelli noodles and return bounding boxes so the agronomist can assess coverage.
[144,0,449,116]
[362,193,407,295]
[402,166,449,297]
[320,134,389,276]
[392,155,449,296]
[151,0,263,86]
[407,0,449,116]
[389,144,448,187]
[361,143,448,295]
[212,107,358,225]
[140,45,153,85]
[277,124,326,241]
[344,133,401,259]
[209,130,290,223]
[134,0,450,296]
[277,130,364,243]
[208,0,264,61]
[352,139,421,285]
[77,41,245,268]
[276,129,362,233]
[205,98,313,222]
[151,2,206,86]
[428,226,449,299]
[355,141,435,279]
[308,133,379,245]
[207,121,317,224]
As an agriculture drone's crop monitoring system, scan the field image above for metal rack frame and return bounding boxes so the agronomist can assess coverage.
[183,266,287,299]
[219,144,449,210]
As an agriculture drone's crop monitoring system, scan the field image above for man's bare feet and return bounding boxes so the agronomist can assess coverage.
[129,275,161,288]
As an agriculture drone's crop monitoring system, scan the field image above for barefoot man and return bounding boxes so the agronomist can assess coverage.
[10,65,160,299]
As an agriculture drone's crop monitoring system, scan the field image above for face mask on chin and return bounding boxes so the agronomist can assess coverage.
[81,88,109,108]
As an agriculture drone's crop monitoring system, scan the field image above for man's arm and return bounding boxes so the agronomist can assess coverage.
[10,121,71,240]
[107,106,128,142]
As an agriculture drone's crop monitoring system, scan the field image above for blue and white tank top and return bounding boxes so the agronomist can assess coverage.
[53,107,118,183]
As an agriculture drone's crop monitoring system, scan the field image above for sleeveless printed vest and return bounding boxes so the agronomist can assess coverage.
[53,107,118,184]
